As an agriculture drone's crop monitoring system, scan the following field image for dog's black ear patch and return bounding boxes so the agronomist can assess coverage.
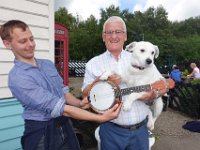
[125,42,137,52]
[127,44,134,50]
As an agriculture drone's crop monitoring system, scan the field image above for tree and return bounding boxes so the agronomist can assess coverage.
[55,7,76,30]
[71,15,102,60]
[55,5,200,64]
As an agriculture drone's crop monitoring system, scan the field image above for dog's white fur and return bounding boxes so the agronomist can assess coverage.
[100,41,164,130]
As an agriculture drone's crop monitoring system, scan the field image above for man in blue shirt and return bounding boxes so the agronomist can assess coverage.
[0,20,121,150]
[170,65,182,82]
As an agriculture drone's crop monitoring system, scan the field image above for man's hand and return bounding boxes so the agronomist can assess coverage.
[79,97,91,109]
[108,73,121,85]
[99,102,122,123]
[139,88,169,102]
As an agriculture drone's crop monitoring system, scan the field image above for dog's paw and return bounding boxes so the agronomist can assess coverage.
[147,119,155,131]
[123,100,132,111]
[100,71,113,80]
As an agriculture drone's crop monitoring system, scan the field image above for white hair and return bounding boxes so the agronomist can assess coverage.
[103,16,127,32]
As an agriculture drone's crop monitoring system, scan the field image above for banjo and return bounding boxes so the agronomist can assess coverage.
[88,78,175,113]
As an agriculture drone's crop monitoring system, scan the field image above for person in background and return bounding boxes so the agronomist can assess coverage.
[187,63,200,79]
[82,16,169,150]
[0,20,121,150]
[169,65,182,82]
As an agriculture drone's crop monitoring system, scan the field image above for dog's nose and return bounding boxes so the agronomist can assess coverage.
[146,58,152,64]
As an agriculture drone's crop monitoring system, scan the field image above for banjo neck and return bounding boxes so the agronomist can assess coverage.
[115,78,175,97]
[119,84,152,96]
[89,79,175,112]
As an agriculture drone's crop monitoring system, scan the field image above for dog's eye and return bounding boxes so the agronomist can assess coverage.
[140,49,145,52]
[152,51,154,55]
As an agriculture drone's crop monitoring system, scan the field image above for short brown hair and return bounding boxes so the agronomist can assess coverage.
[0,20,28,41]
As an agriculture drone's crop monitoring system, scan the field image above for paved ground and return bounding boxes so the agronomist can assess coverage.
[69,77,200,150]
[152,108,200,150]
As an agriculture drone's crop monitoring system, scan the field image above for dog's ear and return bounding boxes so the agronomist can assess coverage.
[154,45,159,58]
[125,42,137,53]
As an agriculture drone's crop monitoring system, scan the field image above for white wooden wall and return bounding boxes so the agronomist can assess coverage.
[0,0,54,99]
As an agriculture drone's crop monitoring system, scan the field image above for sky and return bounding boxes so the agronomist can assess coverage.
[55,0,200,22]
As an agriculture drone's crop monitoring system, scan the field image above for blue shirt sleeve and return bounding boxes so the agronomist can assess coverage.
[9,74,59,114]
[51,97,65,118]
[63,86,70,94]
[8,59,66,119]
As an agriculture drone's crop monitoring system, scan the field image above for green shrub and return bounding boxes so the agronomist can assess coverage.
[182,69,189,76]
[191,78,200,84]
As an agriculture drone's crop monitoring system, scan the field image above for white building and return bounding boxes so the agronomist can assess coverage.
[0,0,54,99]
[0,0,54,149]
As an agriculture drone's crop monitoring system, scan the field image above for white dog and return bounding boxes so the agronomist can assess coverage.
[100,41,164,130]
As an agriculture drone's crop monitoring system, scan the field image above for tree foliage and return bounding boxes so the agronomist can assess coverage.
[55,5,200,69]
[55,7,76,30]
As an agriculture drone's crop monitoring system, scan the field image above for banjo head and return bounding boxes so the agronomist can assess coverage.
[89,81,121,113]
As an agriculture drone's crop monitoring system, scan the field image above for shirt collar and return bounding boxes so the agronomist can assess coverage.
[14,58,40,70]
[106,49,125,60]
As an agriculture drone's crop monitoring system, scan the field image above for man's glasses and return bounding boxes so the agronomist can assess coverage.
[104,30,125,36]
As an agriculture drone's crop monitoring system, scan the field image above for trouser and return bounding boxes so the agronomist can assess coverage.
[99,119,149,150]
[22,117,80,150]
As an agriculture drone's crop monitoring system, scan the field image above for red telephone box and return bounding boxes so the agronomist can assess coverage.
[55,22,69,85]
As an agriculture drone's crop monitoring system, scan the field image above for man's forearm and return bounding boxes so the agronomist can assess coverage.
[64,93,81,107]
[63,105,102,122]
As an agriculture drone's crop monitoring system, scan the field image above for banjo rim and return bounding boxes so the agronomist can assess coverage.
[88,80,121,113]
